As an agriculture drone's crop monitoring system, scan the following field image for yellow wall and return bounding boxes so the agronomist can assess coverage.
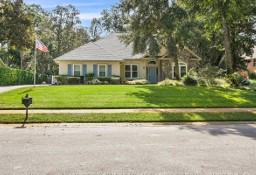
[57,61,121,76]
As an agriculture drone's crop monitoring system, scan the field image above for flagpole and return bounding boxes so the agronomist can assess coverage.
[33,39,37,87]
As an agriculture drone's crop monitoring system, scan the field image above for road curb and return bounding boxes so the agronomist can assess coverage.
[0,108,256,114]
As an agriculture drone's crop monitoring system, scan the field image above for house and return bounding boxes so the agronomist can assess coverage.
[54,33,201,83]
[240,46,256,77]
[246,46,256,74]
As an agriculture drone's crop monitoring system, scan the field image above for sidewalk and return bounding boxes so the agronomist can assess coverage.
[0,108,255,114]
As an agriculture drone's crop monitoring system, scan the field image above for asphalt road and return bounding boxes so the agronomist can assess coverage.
[0,123,255,174]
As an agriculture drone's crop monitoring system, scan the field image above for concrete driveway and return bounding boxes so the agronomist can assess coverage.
[0,85,33,93]
[0,85,48,93]
[0,123,255,174]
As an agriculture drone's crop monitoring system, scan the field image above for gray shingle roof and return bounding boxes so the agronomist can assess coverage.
[54,33,144,61]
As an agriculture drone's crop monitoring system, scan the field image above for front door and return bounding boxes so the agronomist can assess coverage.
[147,67,158,83]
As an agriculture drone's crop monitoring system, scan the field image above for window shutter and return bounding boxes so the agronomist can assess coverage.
[107,65,112,76]
[82,64,87,75]
[93,64,98,76]
[68,64,73,76]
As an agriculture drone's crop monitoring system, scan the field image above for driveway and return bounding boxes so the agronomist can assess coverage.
[0,123,255,174]
[0,85,48,93]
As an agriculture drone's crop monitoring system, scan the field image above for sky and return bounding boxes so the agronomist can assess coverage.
[23,0,120,27]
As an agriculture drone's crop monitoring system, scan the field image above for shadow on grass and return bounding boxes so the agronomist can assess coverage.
[18,88,33,94]
[128,85,256,107]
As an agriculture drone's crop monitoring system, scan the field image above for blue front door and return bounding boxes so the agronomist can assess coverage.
[147,67,158,83]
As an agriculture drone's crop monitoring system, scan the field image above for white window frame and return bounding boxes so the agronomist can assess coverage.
[98,64,107,77]
[125,64,138,79]
[253,59,256,67]
[73,64,81,77]
[172,63,188,79]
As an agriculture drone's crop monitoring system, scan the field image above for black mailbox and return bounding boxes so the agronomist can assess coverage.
[22,94,32,108]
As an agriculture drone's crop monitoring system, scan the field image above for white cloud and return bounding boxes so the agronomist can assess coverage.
[79,12,102,20]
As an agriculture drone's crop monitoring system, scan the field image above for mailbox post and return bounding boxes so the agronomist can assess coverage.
[21,94,32,127]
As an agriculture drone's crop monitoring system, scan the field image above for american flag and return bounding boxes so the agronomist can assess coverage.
[36,39,49,53]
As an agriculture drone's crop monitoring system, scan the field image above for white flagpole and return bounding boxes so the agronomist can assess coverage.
[33,40,37,87]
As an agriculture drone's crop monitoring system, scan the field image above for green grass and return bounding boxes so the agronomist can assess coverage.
[0,112,255,123]
[0,85,255,109]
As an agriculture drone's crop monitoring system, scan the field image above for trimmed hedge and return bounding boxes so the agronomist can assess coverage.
[0,68,48,86]
[54,76,80,84]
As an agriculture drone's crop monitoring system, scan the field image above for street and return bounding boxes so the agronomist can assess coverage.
[0,123,255,174]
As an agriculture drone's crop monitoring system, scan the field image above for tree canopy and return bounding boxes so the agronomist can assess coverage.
[95,0,256,75]
[1,0,255,77]
[0,0,90,75]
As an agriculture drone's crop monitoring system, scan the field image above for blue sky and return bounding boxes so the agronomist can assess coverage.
[24,0,120,27]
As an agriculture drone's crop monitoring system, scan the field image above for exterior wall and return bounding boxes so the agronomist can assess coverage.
[122,59,147,79]
[247,58,256,74]
[57,61,121,76]
[56,58,191,82]
[122,59,161,80]
[160,59,189,80]
[240,58,256,77]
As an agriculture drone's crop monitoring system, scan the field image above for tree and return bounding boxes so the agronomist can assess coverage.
[0,0,34,69]
[179,0,256,73]
[49,5,89,57]
[100,5,128,33]
[87,18,103,41]
[27,4,90,75]
[113,0,189,80]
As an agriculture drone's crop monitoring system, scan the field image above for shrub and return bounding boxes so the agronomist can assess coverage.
[197,78,207,87]
[182,75,198,86]
[67,77,80,84]
[226,73,250,88]
[214,78,230,88]
[98,77,111,83]
[0,68,47,86]
[157,79,180,86]
[110,77,121,84]
[85,73,94,81]
[249,82,256,91]
[54,75,69,84]
[248,72,256,80]
[127,79,150,85]
[197,64,225,86]
[91,79,102,84]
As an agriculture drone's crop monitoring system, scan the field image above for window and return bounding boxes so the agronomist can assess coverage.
[98,65,106,77]
[74,65,81,76]
[173,63,187,78]
[125,64,138,78]
[180,64,187,77]
[253,59,256,67]
[148,61,157,65]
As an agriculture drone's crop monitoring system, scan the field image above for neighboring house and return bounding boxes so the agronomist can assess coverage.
[245,46,256,74]
[54,33,201,83]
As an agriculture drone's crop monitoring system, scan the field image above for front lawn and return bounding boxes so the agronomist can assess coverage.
[1,112,256,123]
[0,85,255,109]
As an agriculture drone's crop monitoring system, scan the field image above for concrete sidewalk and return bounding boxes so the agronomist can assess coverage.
[0,108,255,114]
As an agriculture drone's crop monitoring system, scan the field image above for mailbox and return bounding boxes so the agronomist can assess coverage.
[22,94,32,108]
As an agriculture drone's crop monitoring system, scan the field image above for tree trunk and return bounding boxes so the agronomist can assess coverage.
[19,47,25,69]
[219,0,233,74]
[174,54,180,80]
